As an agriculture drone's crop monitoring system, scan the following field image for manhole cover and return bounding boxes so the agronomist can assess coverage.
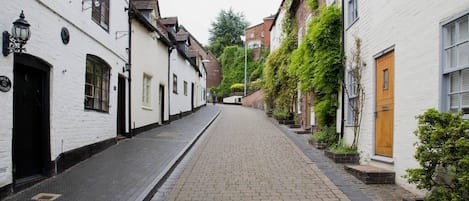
[31,193,61,201]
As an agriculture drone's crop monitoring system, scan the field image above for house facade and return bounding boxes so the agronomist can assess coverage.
[245,16,275,60]
[339,0,469,193]
[0,0,128,192]
[131,0,172,133]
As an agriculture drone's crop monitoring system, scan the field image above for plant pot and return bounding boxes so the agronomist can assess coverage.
[308,139,327,149]
[324,150,359,164]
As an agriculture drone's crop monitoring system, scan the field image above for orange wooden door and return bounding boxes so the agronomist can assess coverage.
[375,51,394,157]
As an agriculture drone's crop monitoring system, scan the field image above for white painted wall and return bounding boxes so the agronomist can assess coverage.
[131,19,169,129]
[0,0,128,188]
[270,9,285,52]
[339,0,469,194]
[170,51,196,115]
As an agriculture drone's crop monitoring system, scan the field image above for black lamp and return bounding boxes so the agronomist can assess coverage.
[3,10,31,56]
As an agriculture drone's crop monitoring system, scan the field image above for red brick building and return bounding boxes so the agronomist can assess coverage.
[245,15,275,60]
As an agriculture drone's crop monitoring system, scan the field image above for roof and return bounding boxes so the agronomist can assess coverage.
[246,22,264,31]
[160,17,178,26]
[269,0,286,31]
[176,32,190,42]
[133,0,158,11]
[132,8,172,47]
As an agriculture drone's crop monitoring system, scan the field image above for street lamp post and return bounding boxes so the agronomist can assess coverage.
[240,33,247,97]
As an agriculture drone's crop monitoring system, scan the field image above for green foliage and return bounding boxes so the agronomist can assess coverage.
[273,110,289,120]
[208,8,249,57]
[288,6,342,127]
[230,83,244,92]
[328,140,358,154]
[263,0,298,112]
[405,109,469,201]
[217,46,264,97]
[307,0,319,11]
[311,126,338,146]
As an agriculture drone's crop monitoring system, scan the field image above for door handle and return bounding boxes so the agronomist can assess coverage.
[382,105,389,111]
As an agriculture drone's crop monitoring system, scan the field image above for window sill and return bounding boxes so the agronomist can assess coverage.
[346,17,359,31]
[371,155,394,164]
[142,106,153,111]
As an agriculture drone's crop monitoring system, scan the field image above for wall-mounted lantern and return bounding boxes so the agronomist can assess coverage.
[2,11,31,56]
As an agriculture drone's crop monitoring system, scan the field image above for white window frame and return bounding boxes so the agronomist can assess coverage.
[346,70,358,125]
[442,14,469,117]
[348,0,358,27]
[142,73,152,107]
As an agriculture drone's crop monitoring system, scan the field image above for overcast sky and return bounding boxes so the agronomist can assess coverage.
[158,0,282,46]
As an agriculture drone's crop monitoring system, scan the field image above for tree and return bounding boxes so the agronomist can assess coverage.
[208,8,249,57]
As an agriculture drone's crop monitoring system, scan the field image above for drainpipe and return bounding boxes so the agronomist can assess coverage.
[127,0,133,138]
[168,46,172,123]
[340,0,345,138]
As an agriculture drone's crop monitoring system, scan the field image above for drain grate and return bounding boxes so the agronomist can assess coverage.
[31,193,61,201]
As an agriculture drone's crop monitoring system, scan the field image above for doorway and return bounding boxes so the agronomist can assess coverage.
[117,76,126,136]
[375,50,394,157]
[13,54,51,187]
[191,83,194,111]
[159,85,165,124]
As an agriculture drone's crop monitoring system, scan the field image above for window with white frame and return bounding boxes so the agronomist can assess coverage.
[346,70,358,124]
[91,0,110,31]
[443,14,469,116]
[173,74,178,94]
[348,0,358,26]
[142,74,152,107]
[85,55,110,112]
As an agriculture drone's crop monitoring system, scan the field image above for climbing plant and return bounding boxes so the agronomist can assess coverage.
[288,5,342,127]
[263,0,298,113]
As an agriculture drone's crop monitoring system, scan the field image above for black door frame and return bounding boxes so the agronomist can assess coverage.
[159,84,165,124]
[117,75,126,135]
[12,53,52,187]
[191,83,194,111]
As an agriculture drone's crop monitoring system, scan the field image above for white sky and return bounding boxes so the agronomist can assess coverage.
[158,0,282,46]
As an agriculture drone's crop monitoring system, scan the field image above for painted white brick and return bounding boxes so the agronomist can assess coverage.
[0,0,128,188]
[339,0,469,194]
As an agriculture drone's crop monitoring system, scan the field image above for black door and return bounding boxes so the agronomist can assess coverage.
[13,56,50,185]
[159,85,165,124]
[117,76,126,135]
[191,83,194,111]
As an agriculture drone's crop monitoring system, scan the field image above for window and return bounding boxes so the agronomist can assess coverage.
[346,71,358,124]
[183,81,188,96]
[348,0,358,26]
[443,15,469,116]
[85,55,110,112]
[250,33,255,38]
[173,74,178,94]
[142,74,152,107]
[92,0,110,31]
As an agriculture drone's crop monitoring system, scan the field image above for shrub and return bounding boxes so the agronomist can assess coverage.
[230,83,244,92]
[311,126,338,146]
[405,109,469,201]
[273,110,289,120]
[328,140,357,154]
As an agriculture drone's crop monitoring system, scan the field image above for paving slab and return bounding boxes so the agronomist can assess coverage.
[4,105,220,201]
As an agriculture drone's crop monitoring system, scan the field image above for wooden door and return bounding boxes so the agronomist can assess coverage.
[375,51,394,157]
[13,62,49,184]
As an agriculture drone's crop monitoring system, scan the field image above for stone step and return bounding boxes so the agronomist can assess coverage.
[294,129,311,134]
[345,165,395,184]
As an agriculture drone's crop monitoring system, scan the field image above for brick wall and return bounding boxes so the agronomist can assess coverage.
[242,90,265,110]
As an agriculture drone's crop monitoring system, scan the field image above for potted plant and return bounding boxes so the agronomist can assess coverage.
[324,141,359,164]
[308,130,328,149]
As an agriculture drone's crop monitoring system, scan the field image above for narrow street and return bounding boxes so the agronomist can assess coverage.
[160,105,349,201]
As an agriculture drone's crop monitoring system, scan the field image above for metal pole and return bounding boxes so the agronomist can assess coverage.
[244,31,247,96]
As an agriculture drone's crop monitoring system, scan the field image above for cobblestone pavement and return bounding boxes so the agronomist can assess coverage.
[277,124,419,201]
[164,105,350,201]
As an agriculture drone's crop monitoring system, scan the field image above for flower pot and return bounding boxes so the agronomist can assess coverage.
[324,150,359,164]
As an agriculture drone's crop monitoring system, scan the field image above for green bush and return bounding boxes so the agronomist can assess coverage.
[230,83,244,92]
[273,110,289,120]
[328,140,357,154]
[311,126,338,146]
[405,109,469,201]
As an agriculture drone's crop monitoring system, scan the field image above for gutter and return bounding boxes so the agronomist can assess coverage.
[127,0,133,138]
[340,0,345,138]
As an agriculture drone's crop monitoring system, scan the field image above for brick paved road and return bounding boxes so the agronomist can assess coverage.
[165,105,350,201]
